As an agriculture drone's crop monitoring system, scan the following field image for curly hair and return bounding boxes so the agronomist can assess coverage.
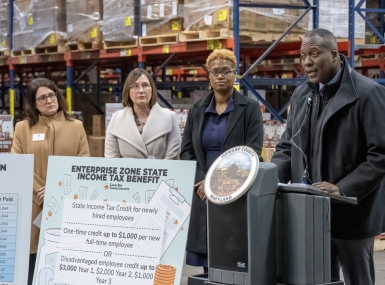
[206,49,237,69]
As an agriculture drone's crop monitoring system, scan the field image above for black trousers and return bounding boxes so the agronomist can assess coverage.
[28,254,37,285]
[331,237,375,285]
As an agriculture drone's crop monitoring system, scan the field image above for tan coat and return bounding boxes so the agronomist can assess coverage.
[105,103,181,159]
[11,111,90,253]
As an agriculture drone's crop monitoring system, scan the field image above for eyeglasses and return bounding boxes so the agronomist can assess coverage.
[130,83,152,90]
[36,92,57,103]
[209,69,236,77]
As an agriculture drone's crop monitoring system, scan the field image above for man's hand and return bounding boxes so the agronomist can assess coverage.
[37,186,45,202]
[313,182,341,196]
[194,180,206,201]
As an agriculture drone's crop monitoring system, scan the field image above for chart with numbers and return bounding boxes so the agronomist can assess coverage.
[0,154,33,285]
[0,194,18,282]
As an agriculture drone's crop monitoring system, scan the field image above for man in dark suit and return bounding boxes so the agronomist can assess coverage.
[272,28,385,285]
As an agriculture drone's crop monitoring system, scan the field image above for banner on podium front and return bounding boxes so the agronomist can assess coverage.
[33,157,196,285]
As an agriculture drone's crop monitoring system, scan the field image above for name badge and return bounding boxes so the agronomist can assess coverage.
[32,134,45,141]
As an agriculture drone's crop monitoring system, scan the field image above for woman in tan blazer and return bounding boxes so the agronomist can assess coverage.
[11,78,90,285]
[105,68,181,159]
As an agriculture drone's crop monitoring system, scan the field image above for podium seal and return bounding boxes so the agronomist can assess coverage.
[204,146,259,205]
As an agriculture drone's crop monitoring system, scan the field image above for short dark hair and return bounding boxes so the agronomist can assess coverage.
[122,68,157,108]
[25,78,72,127]
[304,28,338,51]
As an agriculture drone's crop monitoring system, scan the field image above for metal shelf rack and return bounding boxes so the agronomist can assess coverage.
[4,0,383,124]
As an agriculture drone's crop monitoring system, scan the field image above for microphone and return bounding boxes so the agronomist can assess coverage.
[290,97,312,184]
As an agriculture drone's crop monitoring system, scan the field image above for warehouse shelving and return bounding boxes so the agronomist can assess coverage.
[2,0,384,124]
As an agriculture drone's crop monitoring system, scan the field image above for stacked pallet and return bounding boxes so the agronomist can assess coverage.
[140,0,184,46]
[0,0,9,56]
[102,0,139,50]
[12,0,67,56]
[66,0,103,52]
[11,0,33,56]
[181,0,308,43]
[8,0,367,54]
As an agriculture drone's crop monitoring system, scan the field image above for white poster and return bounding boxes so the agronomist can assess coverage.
[0,154,33,285]
[34,157,196,285]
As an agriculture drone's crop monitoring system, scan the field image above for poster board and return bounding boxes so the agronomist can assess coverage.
[0,154,33,285]
[33,156,196,285]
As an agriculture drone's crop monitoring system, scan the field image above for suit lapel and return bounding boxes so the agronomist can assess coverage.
[194,93,212,172]
[111,108,148,156]
[315,56,359,180]
[223,91,246,146]
[141,103,172,144]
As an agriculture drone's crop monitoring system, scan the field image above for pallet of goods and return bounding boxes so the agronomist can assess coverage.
[181,0,308,44]
[102,0,139,50]
[12,0,67,56]
[11,0,33,56]
[139,0,183,46]
[0,0,9,56]
[66,0,103,52]
[31,0,67,54]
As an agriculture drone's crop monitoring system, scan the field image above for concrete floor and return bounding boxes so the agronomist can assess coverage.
[180,250,385,285]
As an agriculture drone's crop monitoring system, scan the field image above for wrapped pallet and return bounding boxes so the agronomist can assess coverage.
[140,0,184,22]
[32,0,66,48]
[307,0,365,41]
[66,0,103,44]
[140,0,184,37]
[102,0,139,46]
[0,0,9,53]
[364,0,379,44]
[183,0,308,33]
[12,0,33,52]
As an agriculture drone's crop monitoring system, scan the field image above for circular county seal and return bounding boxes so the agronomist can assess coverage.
[204,146,259,205]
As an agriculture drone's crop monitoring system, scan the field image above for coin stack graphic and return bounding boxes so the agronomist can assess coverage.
[153,265,176,285]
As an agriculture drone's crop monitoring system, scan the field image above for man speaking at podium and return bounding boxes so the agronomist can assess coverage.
[272,28,385,285]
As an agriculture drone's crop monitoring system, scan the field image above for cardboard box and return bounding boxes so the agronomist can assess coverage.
[142,18,183,36]
[102,0,138,42]
[93,115,106,136]
[141,0,184,22]
[249,14,268,32]
[186,6,252,31]
[67,0,103,42]
[307,0,365,39]
[32,0,66,47]
[88,136,105,157]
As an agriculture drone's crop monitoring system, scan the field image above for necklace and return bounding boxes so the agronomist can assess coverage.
[135,119,146,127]
[134,112,147,134]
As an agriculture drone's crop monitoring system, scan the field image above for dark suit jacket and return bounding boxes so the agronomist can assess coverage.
[272,55,385,239]
[181,89,264,254]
